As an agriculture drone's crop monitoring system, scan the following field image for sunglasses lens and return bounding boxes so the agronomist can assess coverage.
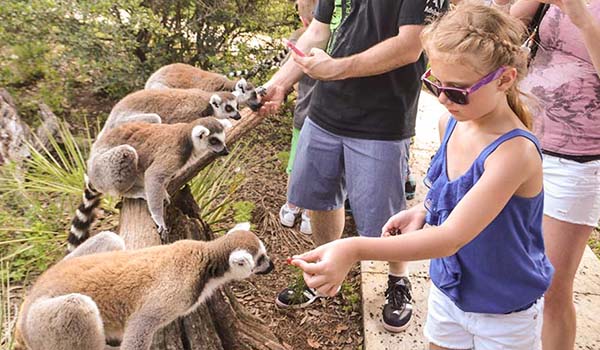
[445,90,468,105]
[423,80,440,96]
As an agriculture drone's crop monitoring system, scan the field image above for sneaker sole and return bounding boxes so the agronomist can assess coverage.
[382,321,411,333]
[280,220,295,228]
[275,297,317,309]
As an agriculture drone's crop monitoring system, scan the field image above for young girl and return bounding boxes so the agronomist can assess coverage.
[290,2,554,349]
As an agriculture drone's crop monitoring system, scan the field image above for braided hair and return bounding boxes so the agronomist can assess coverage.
[421,0,532,129]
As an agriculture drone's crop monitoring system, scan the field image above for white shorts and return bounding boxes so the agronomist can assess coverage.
[424,284,544,350]
[542,154,600,227]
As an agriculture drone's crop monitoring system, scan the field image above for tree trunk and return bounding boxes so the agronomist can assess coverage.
[118,110,286,350]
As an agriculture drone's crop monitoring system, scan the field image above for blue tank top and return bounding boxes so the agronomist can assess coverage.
[425,117,554,314]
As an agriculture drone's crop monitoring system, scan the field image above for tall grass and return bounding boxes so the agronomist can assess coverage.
[190,141,254,230]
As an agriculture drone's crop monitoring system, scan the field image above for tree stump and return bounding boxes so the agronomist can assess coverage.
[119,110,286,350]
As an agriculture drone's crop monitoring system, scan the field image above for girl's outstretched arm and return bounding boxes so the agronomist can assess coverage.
[292,136,542,296]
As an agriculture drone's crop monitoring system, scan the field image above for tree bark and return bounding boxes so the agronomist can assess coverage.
[119,109,285,350]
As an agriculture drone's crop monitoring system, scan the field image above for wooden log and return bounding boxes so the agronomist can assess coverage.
[118,109,284,350]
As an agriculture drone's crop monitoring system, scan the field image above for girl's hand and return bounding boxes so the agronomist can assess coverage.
[541,0,595,29]
[292,48,347,81]
[290,238,358,296]
[381,206,427,237]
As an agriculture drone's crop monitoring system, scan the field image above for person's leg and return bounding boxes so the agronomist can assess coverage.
[277,118,346,308]
[541,217,593,350]
[343,136,413,331]
[280,128,303,227]
[310,207,345,246]
[539,155,600,350]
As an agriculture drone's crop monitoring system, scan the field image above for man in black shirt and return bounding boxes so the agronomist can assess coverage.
[261,0,447,332]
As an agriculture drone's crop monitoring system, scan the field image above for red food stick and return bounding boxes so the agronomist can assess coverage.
[286,40,306,57]
[286,257,293,265]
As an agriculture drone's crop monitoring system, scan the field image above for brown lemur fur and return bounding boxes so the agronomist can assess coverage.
[97,87,240,141]
[145,63,265,111]
[15,224,274,350]
[67,117,229,251]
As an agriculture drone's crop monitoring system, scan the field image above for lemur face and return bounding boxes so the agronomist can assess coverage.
[210,94,242,120]
[191,122,229,157]
[234,79,263,112]
[227,223,274,279]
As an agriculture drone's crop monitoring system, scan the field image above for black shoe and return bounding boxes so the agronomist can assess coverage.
[344,198,353,216]
[275,285,321,308]
[405,174,416,200]
[382,276,413,333]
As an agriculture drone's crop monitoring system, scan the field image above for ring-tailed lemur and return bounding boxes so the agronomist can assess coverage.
[98,88,240,139]
[15,223,274,350]
[67,117,230,251]
[145,63,265,112]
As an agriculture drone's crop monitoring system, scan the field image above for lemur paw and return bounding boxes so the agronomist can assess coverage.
[157,225,170,243]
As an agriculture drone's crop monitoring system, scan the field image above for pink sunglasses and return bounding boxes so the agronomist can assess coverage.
[421,66,507,105]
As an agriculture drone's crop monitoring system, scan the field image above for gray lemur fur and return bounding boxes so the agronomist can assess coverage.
[67,117,231,251]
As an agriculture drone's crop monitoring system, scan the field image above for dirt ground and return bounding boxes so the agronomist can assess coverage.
[226,107,364,350]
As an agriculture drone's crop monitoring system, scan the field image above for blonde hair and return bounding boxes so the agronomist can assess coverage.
[421,0,532,129]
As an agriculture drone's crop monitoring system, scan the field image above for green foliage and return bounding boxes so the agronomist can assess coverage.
[0,0,298,121]
[341,281,360,313]
[189,142,254,229]
[232,201,255,223]
[0,118,115,285]
[277,150,290,173]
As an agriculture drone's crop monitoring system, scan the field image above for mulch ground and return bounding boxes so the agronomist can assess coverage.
[225,106,364,350]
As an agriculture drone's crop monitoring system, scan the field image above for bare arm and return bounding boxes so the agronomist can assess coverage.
[292,137,542,294]
[293,24,425,81]
[269,19,331,88]
[259,19,330,115]
[512,0,600,76]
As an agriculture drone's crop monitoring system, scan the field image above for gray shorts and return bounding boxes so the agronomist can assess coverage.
[288,118,410,237]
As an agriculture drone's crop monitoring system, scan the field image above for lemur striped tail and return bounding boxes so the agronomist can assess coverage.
[67,175,102,252]
[227,47,291,79]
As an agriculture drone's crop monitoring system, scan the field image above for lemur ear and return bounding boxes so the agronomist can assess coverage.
[191,125,210,139]
[210,94,222,108]
[229,249,254,269]
[218,118,233,130]
[235,78,248,94]
[227,222,251,234]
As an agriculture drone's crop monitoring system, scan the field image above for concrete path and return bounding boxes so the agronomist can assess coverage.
[361,92,600,350]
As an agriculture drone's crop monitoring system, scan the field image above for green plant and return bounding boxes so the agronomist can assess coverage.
[189,142,254,229]
[341,281,360,313]
[1,261,17,350]
[0,118,116,285]
[232,201,255,224]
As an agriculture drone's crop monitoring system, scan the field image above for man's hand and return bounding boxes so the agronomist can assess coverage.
[293,48,349,81]
[258,83,287,116]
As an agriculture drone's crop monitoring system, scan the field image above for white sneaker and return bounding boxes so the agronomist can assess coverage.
[279,203,301,227]
[299,210,312,235]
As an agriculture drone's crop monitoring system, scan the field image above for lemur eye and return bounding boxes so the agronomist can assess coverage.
[209,138,219,145]
[225,105,233,113]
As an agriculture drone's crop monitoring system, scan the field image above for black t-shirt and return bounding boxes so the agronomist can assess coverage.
[309,0,448,140]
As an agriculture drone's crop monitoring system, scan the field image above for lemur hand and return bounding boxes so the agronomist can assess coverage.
[381,205,427,237]
[290,238,358,296]
[157,225,170,243]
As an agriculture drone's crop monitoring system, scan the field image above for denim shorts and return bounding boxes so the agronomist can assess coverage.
[287,117,410,237]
